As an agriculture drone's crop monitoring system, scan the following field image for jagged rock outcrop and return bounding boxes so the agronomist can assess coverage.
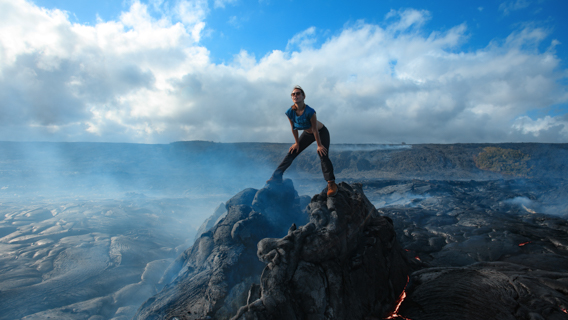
[134,180,310,320]
[231,182,414,320]
[136,178,568,320]
[135,181,413,320]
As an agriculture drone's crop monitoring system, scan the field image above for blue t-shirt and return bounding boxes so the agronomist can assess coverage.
[285,105,316,130]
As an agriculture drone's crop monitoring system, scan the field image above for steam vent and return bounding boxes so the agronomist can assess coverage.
[134,181,414,320]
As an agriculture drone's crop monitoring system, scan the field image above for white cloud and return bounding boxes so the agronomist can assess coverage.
[499,0,532,16]
[512,115,568,138]
[286,26,317,51]
[175,0,208,41]
[214,0,238,9]
[385,8,431,32]
[0,2,567,143]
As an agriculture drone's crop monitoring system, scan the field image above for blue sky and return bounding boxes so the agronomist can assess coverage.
[1,0,567,143]
[33,0,568,65]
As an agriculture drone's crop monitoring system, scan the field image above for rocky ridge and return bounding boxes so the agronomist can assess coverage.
[232,182,412,320]
[136,177,568,320]
[2,142,567,199]
[134,180,311,320]
[135,181,413,320]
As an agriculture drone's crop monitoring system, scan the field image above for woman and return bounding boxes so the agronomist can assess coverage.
[268,85,338,196]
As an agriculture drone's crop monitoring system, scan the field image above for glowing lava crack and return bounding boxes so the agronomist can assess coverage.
[384,276,411,320]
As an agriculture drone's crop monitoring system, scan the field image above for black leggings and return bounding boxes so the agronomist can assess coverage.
[273,126,335,181]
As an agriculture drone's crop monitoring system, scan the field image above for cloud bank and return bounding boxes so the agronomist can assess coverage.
[0,0,567,143]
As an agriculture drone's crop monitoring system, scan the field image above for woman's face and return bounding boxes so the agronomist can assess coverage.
[291,89,305,104]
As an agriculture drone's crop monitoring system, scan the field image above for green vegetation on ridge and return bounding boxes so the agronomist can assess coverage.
[474,147,532,177]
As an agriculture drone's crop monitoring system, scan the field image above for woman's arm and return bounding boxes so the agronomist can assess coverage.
[311,113,327,156]
[288,118,300,153]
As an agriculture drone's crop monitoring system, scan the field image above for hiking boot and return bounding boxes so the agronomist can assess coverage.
[327,181,338,197]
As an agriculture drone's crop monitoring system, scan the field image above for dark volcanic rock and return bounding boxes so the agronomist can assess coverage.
[134,180,308,320]
[366,179,568,320]
[400,262,568,320]
[136,178,568,320]
[226,188,258,210]
[372,179,568,269]
[232,183,413,320]
[135,182,413,320]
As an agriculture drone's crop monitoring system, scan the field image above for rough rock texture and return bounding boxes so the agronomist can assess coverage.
[136,178,568,320]
[231,182,414,320]
[135,181,413,320]
[134,180,310,320]
[369,179,568,269]
[365,179,568,320]
[2,142,567,319]
[401,262,568,320]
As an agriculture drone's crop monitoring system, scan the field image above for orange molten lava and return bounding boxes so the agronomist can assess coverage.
[414,256,421,261]
[519,241,532,246]
[562,308,567,314]
[385,276,412,320]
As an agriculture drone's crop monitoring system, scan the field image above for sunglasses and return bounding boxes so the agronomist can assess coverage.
[291,92,303,96]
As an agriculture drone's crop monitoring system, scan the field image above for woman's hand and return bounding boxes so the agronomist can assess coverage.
[317,145,327,157]
[289,143,300,154]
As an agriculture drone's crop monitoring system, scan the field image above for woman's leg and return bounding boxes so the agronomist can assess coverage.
[318,126,335,181]
[272,131,315,179]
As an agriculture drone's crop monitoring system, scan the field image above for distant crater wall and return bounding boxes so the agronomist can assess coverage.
[1,141,566,198]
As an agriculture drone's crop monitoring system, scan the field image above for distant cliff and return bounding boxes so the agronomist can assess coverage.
[166,141,568,181]
[1,141,566,198]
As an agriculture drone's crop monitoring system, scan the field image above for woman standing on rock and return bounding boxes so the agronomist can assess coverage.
[268,85,338,196]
